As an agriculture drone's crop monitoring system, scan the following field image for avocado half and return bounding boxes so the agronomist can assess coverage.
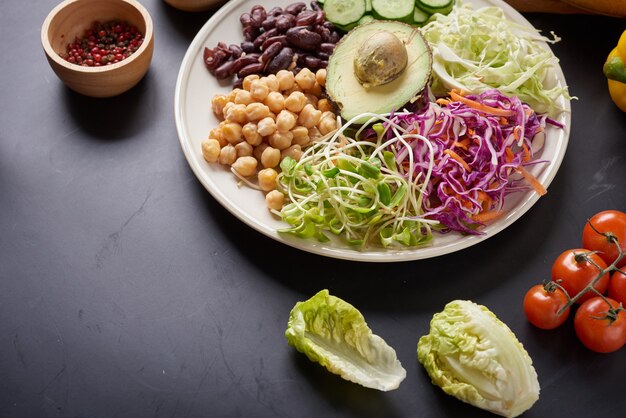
[326,21,432,123]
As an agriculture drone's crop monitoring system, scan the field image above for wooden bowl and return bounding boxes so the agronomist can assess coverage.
[41,0,154,98]
[163,0,226,12]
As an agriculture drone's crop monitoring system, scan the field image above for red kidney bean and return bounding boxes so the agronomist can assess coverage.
[275,13,296,31]
[303,56,321,69]
[203,47,223,71]
[262,16,277,31]
[285,2,307,15]
[266,47,294,73]
[260,41,283,66]
[214,60,236,79]
[241,41,255,53]
[314,26,331,43]
[328,31,341,44]
[295,10,317,26]
[229,44,242,59]
[251,5,267,24]
[243,26,259,42]
[310,1,321,11]
[253,28,278,49]
[238,62,265,78]
[240,13,253,27]
[320,43,336,55]
[317,52,330,61]
[286,27,322,50]
[268,7,283,17]
[232,53,260,73]
[261,35,288,52]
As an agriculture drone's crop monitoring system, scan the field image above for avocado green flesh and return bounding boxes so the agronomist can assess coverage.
[326,21,432,123]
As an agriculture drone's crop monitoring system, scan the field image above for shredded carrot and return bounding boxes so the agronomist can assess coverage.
[513,125,522,141]
[436,98,450,106]
[444,149,472,172]
[477,190,492,211]
[517,166,547,196]
[473,210,505,223]
[521,142,531,162]
[505,147,515,163]
[449,90,516,117]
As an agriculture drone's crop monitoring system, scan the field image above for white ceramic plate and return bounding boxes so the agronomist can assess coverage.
[174,0,571,262]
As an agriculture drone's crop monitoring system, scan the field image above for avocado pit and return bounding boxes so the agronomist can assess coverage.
[354,31,408,89]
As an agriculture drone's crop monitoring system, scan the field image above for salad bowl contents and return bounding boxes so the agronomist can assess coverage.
[175,0,572,261]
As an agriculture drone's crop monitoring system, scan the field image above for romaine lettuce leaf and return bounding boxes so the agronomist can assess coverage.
[285,289,406,391]
[417,300,539,417]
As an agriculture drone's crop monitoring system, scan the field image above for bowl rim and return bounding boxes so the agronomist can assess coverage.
[41,0,154,73]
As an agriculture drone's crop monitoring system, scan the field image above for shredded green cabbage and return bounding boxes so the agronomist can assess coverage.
[421,2,573,116]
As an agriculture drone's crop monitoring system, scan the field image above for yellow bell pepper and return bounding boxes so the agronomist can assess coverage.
[604,30,626,112]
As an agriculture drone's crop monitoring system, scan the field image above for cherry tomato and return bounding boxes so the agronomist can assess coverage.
[574,297,626,353]
[582,210,626,268]
[608,269,626,305]
[551,249,610,303]
[523,283,570,329]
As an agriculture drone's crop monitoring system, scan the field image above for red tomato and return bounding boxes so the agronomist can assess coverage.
[608,269,626,305]
[523,284,570,329]
[582,210,626,268]
[551,249,610,303]
[574,297,626,353]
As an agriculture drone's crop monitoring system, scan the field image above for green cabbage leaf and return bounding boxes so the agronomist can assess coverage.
[421,3,573,116]
[417,300,539,417]
[285,289,406,391]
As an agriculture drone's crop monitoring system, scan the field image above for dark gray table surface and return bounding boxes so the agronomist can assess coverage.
[1,1,625,417]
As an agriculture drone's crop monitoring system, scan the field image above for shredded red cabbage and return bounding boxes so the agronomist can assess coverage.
[386,89,560,235]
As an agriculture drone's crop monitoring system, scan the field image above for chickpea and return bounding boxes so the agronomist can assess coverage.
[209,127,227,147]
[290,126,310,146]
[263,74,280,92]
[281,144,303,162]
[228,88,240,103]
[317,98,333,113]
[256,117,277,137]
[250,79,269,101]
[294,68,316,90]
[264,91,285,114]
[284,91,307,113]
[282,85,302,96]
[232,156,258,177]
[201,139,221,163]
[269,131,293,150]
[253,142,269,161]
[315,69,327,87]
[224,103,247,124]
[245,102,270,121]
[211,94,229,118]
[265,190,285,211]
[318,113,337,135]
[242,74,260,91]
[304,93,318,107]
[235,141,253,157]
[218,144,237,165]
[257,168,278,191]
[221,122,243,144]
[298,104,322,129]
[234,89,253,105]
[305,82,322,97]
[308,126,322,142]
[221,102,234,119]
[276,69,295,91]
[275,110,297,133]
[242,122,262,146]
[261,146,281,168]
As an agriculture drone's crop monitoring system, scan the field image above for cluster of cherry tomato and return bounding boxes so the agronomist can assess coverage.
[523,210,626,353]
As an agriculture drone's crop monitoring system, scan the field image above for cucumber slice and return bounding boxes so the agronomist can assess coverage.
[415,0,454,15]
[372,0,414,22]
[365,0,372,12]
[412,7,430,25]
[324,0,367,26]
[358,14,376,25]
